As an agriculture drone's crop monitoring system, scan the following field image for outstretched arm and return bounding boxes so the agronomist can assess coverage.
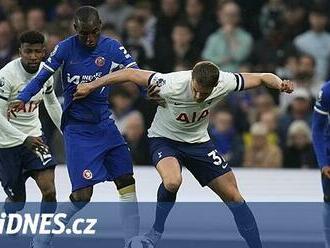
[73,68,155,100]
[241,73,294,93]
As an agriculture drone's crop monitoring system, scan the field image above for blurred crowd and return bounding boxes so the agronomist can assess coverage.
[1,0,330,168]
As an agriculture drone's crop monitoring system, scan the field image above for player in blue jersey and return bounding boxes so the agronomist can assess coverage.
[312,82,330,247]
[10,6,139,248]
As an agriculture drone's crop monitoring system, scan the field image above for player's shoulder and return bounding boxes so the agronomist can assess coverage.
[320,81,330,96]
[0,58,21,78]
[99,35,120,48]
[158,70,191,86]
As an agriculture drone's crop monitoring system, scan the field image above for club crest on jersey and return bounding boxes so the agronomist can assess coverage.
[0,77,5,87]
[95,56,105,67]
[83,170,93,180]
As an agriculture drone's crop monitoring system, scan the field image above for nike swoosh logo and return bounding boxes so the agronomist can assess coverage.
[222,163,228,169]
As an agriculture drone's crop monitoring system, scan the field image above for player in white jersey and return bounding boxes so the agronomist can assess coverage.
[0,31,62,216]
[74,61,294,248]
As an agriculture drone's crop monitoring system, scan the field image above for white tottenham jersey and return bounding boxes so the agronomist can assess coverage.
[0,58,54,148]
[147,70,244,143]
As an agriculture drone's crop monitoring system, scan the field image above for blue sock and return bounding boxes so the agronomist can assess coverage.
[227,201,262,248]
[153,183,177,233]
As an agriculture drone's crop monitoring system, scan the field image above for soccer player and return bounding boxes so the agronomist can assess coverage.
[0,31,61,217]
[10,6,139,248]
[74,61,294,248]
[312,82,330,247]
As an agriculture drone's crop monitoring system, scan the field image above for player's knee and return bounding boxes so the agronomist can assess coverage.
[223,188,244,203]
[163,176,182,193]
[71,187,93,204]
[41,187,56,202]
[114,174,135,190]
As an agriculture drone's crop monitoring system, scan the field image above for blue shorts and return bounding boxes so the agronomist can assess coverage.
[0,144,56,198]
[63,118,133,192]
[149,137,231,187]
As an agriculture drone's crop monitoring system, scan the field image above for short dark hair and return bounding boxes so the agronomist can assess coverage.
[74,6,100,24]
[310,5,328,17]
[192,61,220,88]
[19,31,45,46]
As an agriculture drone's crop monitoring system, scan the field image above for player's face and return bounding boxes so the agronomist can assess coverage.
[19,43,45,73]
[75,21,101,49]
[191,80,213,103]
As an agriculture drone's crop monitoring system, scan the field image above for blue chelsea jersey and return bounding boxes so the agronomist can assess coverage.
[44,35,137,124]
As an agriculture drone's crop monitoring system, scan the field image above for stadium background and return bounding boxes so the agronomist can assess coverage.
[0,0,328,198]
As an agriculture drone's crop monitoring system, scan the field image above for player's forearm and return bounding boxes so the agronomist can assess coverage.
[312,111,329,168]
[44,92,62,132]
[17,68,53,103]
[260,73,282,90]
[91,68,150,90]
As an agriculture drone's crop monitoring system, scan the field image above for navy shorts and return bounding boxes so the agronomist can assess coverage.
[63,119,133,192]
[149,137,231,187]
[0,144,56,199]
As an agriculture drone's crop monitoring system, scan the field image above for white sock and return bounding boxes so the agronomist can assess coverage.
[118,184,140,243]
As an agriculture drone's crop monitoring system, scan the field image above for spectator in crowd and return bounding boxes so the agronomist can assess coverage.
[134,1,156,56]
[97,0,133,34]
[122,111,151,165]
[202,0,253,72]
[9,8,26,35]
[260,110,280,145]
[278,88,313,146]
[184,0,217,52]
[279,1,308,42]
[27,7,46,32]
[154,22,200,72]
[209,110,244,167]
[294,6,330,82]
[249,92,277,124]
[243,122,283,168]
[279,54,318,111]
[0,20,16,69]
[102,23,122,41]
[283,120,317,168]
[154,0,181,56]
[123,16,153,68]
[259,0,285,36]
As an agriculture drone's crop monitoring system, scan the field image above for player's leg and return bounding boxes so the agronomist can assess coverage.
[0,146,27,214]
[30,168,57,214]
[104,144,139,244]
[152,157,182,233]
[322,173,330,247]
[207,172,262,248]
[185,142,262,248]
[144,138,183,245]
[31,186,94,248]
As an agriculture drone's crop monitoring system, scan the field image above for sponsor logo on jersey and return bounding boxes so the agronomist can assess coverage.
[67,72,102,85]
[95,56,105,67]
[83,170,93,180]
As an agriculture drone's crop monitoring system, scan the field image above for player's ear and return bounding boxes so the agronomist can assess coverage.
[18,47,22,57]
[73,23,77,32]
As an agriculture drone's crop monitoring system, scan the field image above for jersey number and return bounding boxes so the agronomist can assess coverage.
[208,150,226,166]
[119,46,131,59]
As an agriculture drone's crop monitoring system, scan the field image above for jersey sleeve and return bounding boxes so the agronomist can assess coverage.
[110,39,138,70]
[314,86,330,115]
[219,71,244,92]
[148,72,174,98]
[44,41,67,73]
[0,74,12,102]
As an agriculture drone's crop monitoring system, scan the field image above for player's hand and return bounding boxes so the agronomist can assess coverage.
[280,80,294,94]
[73,83,93,100]
[322,166,330,179]
[7,100,24,116]
[23,136,49,154]
[147,83,166,107]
